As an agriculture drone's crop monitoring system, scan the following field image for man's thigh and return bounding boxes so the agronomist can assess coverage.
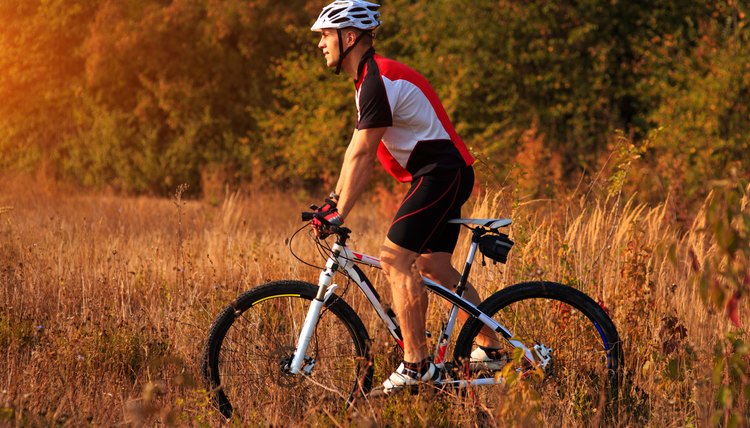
[387,168,472,254]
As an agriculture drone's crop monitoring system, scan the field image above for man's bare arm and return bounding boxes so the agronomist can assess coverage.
[335,127,387,220]
[334,129,357,199]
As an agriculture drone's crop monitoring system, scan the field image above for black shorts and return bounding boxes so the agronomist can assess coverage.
[387,166,474,254]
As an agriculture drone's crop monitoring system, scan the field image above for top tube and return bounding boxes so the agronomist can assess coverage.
[347,249,382,269]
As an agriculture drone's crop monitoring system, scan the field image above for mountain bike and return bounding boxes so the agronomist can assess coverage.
[202,211,622,421]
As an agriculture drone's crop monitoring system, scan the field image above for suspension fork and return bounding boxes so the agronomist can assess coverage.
[288,243,342,374]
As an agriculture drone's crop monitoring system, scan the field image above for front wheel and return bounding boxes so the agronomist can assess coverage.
[202,281,373,421]
[453,281,622,422]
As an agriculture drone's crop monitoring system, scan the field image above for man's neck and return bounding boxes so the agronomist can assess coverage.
[342,45,372,81]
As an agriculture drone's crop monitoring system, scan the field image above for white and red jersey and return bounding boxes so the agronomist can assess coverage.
[354,48,474,183]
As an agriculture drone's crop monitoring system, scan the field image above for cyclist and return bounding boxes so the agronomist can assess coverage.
[310,0,502,392]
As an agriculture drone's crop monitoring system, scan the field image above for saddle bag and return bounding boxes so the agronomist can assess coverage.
[478,233,514,264]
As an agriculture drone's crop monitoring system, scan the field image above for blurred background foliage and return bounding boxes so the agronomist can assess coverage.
[1,0,748,207]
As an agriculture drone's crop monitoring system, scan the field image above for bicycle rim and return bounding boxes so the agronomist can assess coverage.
[203,281,371,422]
[454,281,622,423]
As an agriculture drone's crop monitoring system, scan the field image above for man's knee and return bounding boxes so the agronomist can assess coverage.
[380,244,419,282]
[381,249,412,276]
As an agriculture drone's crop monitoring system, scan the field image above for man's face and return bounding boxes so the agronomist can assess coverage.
[317,29,340,68]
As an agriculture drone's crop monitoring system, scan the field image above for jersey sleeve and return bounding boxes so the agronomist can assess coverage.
[356,67,393,130]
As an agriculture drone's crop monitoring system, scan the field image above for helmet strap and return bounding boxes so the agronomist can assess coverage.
[334,28,369,76]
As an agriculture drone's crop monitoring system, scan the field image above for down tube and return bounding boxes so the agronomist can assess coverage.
[344,264,402,343]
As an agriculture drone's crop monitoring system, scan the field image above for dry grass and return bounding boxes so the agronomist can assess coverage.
[0,175,746,426]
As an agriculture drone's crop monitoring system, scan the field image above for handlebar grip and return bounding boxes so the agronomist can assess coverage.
[301,212,315,222]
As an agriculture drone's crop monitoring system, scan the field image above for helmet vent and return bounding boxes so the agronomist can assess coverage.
[327,7,346,17]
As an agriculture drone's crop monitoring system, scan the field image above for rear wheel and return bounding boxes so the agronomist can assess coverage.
[454,281,622,422]
[203,281,372,421]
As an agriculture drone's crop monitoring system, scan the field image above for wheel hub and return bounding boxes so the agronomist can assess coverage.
[276,347,316,387]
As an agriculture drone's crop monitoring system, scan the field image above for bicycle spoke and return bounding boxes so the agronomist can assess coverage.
[454,282,621,423]
[204,282,372,422]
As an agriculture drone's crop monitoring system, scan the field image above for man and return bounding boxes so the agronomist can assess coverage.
[310,0,501,392]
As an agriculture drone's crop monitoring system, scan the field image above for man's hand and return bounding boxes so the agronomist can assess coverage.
[311,197,343,238]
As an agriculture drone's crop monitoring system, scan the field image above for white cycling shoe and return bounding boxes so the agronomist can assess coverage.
[470,347,509,371]
[382,361,443,393]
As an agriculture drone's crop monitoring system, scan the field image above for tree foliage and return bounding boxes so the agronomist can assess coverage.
[0,1,99,170]
[0,0,747,200]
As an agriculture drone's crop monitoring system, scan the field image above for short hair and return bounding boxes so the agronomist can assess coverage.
[342,27,374,46]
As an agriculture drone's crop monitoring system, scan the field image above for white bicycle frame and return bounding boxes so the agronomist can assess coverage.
[288,219,542,388]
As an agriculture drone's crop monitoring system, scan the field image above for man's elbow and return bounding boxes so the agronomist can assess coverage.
[350,141,378,163]
[350,150,377,166]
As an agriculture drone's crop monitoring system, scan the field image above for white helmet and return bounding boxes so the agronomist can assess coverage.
[311,1,381,32]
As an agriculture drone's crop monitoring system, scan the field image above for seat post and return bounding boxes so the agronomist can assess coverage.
[454,229,483,296]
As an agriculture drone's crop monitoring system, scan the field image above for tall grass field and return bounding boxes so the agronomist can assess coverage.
[0,175,747,426]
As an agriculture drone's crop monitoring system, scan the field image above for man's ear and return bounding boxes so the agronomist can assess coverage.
[345,30,358,47]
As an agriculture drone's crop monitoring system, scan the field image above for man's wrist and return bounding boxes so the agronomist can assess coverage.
[328,191,340,204]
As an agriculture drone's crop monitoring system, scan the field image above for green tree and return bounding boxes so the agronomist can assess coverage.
[645,2,750,202]
[0,1,101,172]
[59,0,312,193]
[1,0,747,203]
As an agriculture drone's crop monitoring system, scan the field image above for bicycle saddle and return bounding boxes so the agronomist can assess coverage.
[447,218,512,229]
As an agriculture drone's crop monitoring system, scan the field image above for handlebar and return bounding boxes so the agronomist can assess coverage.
[301,211,351,237]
